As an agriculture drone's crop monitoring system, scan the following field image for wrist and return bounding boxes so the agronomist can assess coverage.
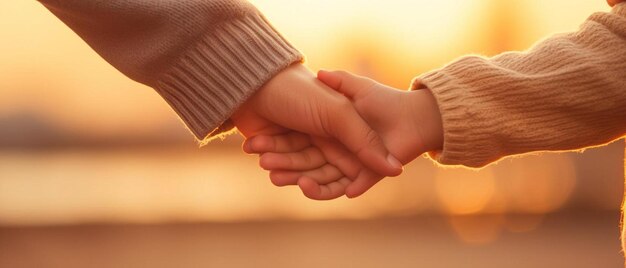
[232,63,307,121]
[410,88,444,153]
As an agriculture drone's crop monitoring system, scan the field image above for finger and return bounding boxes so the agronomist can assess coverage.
[269,170,300,186]
[269,164,343,187]
[243,132,311,154]
[317,70,375,99]
[326,101,403,177]
[345,169,384,199]
[259,147,326,171]
[298,176,351,201]
[302,164,344,184]
[314,135,385,198]
[315,72,403,176]
[310,137,363,179]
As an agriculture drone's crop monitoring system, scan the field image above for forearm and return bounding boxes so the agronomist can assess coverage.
[415,3,626,168]
[38,0,303,142]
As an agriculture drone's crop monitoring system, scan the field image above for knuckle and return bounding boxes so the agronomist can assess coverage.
[352,127,383,158]
[300,151,313,166]
[285,153,295,167]
[321,164,334,176]
[286,132,306,150]
[363,128,382,148]
[285,134,296,148]
[316,103,335,137]
[268,136,278,151]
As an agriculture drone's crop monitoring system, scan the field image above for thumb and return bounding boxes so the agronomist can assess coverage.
[317,70,376,99]
[323,92,403,177]
[318,70,403,176]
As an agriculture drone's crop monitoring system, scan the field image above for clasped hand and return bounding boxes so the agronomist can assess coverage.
[231,63,443,200]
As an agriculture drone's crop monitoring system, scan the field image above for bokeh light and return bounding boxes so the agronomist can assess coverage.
[448,214,505,245]
[495,154,577,214]
[0,0,620,225]
[0,0,622,261]
[435,168,497,215]
[1,1,624,267]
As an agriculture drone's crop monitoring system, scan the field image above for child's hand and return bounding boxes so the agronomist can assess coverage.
[245,70,444,199]
[316,70,444,162]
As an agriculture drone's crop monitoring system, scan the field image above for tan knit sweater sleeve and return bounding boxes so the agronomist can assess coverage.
[38,0,303,142]
[413,3,626,168]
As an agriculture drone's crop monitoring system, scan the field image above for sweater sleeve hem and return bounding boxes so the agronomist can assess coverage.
[411,61,503,168]
[154,13,304,144]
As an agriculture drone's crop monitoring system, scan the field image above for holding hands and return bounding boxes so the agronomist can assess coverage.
[237,66,444,200]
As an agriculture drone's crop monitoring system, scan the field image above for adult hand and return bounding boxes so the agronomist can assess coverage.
[231,63,403,177]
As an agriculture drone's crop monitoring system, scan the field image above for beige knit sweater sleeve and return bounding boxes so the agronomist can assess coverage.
[414,3,626,168]
[38,0,303,142]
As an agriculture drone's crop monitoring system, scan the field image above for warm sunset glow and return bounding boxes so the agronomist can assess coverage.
[499,154,577,214]
[0,0,610,135]
[0,0,617,229]
[1,2,623,267]
[435,168,497,215]
[448,214,505,245]
[504,214,544,233]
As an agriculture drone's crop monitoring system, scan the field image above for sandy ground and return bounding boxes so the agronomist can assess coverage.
[0,211,622,268]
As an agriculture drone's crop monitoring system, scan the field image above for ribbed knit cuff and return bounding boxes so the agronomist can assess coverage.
[154,13,303,144]
[413,4,626,168]
[412,57,502,168]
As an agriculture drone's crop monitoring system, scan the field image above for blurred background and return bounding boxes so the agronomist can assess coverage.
[0,0,624,267]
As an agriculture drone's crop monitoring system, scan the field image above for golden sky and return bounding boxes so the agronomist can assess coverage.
[0,0,609,138]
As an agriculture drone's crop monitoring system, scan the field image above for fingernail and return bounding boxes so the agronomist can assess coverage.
[387,154,403,171]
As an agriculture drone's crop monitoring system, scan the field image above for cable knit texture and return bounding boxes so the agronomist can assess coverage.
[38,0,303,142]
[414,3,626,256]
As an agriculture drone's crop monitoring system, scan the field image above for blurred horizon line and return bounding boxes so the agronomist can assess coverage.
[0,209,618,228]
